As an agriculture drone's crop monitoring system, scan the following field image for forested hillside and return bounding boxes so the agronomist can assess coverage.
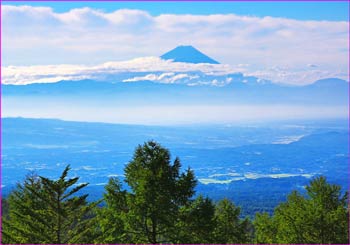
[2,141,349,244]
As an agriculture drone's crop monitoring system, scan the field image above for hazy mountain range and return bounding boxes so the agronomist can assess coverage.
[3,46,348,103]
[2,46,348,214]
[2,46,348,124]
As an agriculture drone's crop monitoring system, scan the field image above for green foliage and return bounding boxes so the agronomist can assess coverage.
[94,177,128,243]
[213,198,252,243]
[2,165,99,244]
[254,176,349,244]
[2,173,48,244]
[175,195,216,243]
[253,212,277,243]
[3,141,348,244]
[124,141,197,243]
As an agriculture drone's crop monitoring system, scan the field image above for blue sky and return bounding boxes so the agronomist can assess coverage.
[2,1,349,85]
[4,1,349,21]
[2,1,349,124]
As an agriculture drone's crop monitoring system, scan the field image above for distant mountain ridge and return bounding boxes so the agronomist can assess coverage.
[4,45,348,89]
[2,77,348,107]
[2,45,348,109]
[308,78,348,88]
[161,45,220,64]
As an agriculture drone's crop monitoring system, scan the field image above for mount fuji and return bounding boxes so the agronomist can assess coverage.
[161,45,220,64]
[2,45,348,124]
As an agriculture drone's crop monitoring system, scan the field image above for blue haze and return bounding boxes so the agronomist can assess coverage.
[1,46,349,216]
[2,117,348,215]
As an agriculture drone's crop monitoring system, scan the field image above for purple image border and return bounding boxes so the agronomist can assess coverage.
[0,0,349,244]
[1,0,350,2]
[1,1,3,244]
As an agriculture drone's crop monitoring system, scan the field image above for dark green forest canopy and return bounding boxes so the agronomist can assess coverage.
[2,141,349,244]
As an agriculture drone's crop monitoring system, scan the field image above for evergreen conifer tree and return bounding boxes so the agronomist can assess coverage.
[2,165,98,244]
[123,141,197,243]
[175,195,216,243]
[254,176,349,244]
[94,177,128,243]
[213,198,252,243]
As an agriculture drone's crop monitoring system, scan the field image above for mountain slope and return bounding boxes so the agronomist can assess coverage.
[161,45,219,64]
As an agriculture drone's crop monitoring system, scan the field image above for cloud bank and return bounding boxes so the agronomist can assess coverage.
[3,57,238,85]
[2,5,349,85]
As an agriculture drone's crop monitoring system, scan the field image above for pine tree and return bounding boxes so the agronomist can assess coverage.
[213,198,252,243]
[273,190,309,243]
[174,195,216,243]
[2,173,48,244]
[254,176,349,244]
[124,141,197,243]
[253,212,276,244]
[2,165,99,244]
[94,177,128,243]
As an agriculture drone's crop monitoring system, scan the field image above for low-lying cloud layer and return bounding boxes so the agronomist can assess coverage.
[2,57,237,85]
[3,5,349,85]
[2,56,347,86]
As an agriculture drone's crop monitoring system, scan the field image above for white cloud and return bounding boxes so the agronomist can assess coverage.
[2,57,237,85]
[248,67,348,85]
[123,72,200,84]
[3,56,347,86]
[2,5,349,85]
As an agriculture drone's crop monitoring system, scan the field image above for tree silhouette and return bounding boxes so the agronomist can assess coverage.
[3,165,99,244]
[254,176,349,244]
[124,141,197,243]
